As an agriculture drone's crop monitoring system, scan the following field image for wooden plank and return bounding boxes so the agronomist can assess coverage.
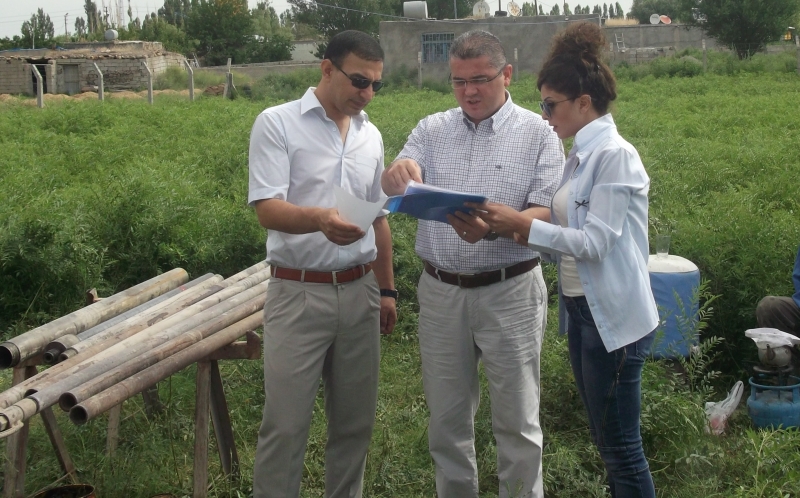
[39,407,78,483]
[106,404,121,456]
[193,361,211,498]
[209,360,239,478]
[206,331,261,361]
[3,365,37,498]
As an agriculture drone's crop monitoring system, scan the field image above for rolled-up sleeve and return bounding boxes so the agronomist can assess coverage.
[248,112,290,206]
[527,125,564,207]
[395,118,429,180]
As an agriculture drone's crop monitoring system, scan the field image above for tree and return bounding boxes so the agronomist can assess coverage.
[539,4,544,14]
[549,4,561,14]
[616,1,624,18]
[425,0,474,19]
[74,17,88,38]
[676,0,800,58]
[21,9,55,49]
[84,0,101,33]
[521,2,536,15]
[138,15,197,53]
[592,4,601,14]
[628,0,681,23]
[564,3,573,15]
[188,0,252,65]
[286,0,398,40]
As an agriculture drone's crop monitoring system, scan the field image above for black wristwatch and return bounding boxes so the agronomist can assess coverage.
[380,288,399,300]
[483,231,499,241]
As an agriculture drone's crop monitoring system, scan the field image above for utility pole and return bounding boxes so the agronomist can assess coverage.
[453,0,457,19]
[65,13,69,37]
[32,17,36,49]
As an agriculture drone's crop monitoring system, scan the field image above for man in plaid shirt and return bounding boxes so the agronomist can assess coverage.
[382,31,563,498]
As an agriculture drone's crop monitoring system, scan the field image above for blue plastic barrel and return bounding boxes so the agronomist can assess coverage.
[647,255,701,359]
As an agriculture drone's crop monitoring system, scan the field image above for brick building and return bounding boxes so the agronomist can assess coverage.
[0,41,186,96]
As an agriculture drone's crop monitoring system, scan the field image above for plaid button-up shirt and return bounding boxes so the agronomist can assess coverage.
[396,93,564,272]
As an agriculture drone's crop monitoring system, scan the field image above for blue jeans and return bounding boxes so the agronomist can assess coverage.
[564,295,656,498]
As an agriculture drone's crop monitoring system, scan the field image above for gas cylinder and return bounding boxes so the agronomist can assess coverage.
[747,375,800,429]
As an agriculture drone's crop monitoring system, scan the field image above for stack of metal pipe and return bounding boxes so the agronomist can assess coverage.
[0,262,270,437]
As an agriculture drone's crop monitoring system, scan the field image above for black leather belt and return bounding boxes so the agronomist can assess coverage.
[423,259,539,289]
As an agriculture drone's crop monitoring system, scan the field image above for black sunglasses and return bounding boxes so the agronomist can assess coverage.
[332,62,384,92]
[538,98,574,118]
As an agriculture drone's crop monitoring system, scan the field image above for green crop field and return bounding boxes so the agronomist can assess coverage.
[1,60,799,497]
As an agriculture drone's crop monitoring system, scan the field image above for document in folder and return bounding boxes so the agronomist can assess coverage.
[385,181,487,224]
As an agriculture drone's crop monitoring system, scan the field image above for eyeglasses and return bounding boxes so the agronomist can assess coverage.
[332,62,384,92]
[538,98,574,118]
[450,65,506,89]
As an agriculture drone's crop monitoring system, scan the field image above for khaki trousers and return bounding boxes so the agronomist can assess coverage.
[417,267,547,498]
[253,274,381,498]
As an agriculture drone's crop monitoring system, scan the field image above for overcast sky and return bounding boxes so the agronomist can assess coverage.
[1,0,635,40]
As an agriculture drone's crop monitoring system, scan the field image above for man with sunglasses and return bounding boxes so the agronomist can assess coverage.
[249,30,396,498]
[381,30,563,498]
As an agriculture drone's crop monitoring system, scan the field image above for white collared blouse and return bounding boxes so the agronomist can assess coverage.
[526,113,658,352]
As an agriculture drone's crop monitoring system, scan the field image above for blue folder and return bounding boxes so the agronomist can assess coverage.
[385,191,487,224]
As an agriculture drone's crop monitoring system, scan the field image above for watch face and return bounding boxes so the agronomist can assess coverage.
[485,231,499,241]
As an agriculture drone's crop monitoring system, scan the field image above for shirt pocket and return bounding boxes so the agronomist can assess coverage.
[343,154,379,200]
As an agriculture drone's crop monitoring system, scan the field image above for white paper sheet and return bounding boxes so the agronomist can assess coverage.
[333,186,386,232]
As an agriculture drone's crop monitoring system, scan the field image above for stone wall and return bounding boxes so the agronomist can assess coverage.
[379,18,720,82]
[0,49,186,95]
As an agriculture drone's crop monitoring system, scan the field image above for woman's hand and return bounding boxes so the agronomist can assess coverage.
[465,201,533,241]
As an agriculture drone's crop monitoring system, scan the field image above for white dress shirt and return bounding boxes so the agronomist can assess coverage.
[248,88,385,271]
[395,93,564,272]
[526,113,658,352]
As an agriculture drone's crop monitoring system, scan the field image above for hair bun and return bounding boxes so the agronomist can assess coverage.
[549,22,607,61]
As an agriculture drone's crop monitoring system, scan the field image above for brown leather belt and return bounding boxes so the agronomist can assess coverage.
[424,259,539,289]
[270,263,372,284]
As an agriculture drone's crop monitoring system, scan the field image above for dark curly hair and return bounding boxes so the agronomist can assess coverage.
[537,22,616,114]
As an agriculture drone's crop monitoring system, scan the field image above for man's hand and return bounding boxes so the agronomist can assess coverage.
[466,201,533,240]
[380,296,397,335]
[447,210,492,244]
[382,158,423,196]
[316,208,365,245]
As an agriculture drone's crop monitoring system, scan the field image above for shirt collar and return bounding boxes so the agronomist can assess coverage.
[461,90,514,131]
[573,113,616,154]
[300,87,368,123]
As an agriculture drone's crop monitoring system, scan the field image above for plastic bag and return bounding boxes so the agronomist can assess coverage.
[745,328,800,348]
[704,380,744,435]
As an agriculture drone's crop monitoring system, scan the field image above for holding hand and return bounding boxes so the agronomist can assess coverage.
[382,159,423,196]
[316,208,365,245]
[447,210,492,244]
[465,201,533,243]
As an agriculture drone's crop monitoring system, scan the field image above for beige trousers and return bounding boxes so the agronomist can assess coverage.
[417,267,547,498]
[253,274,381,498]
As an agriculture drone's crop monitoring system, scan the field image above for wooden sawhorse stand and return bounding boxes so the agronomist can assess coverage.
[2,331,261,498]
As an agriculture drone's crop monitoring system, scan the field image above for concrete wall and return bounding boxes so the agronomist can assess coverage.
[379,17,718,82]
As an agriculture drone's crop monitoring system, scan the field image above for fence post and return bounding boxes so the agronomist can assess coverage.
[223,58,232,99]
[31,65,44,108]
[796,35,799,76]
[417,51,422,89]
[93,63,104,101]
[702,38,707,73]
[514,48,518,81]
[143,61,153,105]
[185,59,195,102]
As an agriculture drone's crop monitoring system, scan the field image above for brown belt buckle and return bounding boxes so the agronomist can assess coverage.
[456,271,475,288]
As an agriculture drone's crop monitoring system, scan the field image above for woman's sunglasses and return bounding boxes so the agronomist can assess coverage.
[332,62,385,92]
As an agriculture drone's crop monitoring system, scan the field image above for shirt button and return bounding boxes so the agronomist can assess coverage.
[571,174,578,179]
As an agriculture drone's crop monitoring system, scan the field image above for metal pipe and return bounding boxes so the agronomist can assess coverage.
[0,272,270,433]
[71,311,263,425]
[60,289,268,411]
[0,268,189,369]
[0,263,266,412]
[42,273,216,364]
[0,282,268,438]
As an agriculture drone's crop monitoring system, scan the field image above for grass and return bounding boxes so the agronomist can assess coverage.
[1,57,800,496]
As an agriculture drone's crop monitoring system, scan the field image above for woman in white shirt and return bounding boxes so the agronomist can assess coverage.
[469,21,658,498]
